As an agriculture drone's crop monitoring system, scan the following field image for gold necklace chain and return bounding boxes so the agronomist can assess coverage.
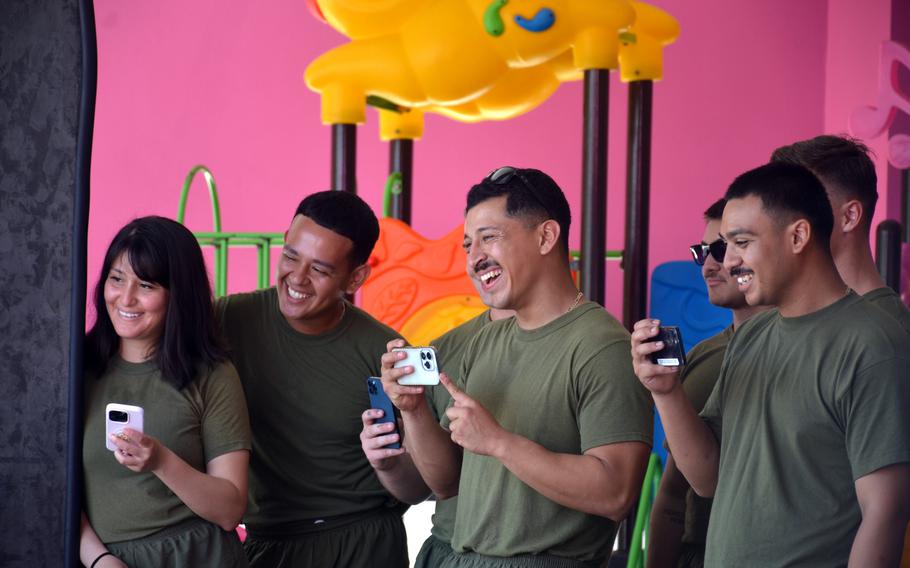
[566,291,584,315]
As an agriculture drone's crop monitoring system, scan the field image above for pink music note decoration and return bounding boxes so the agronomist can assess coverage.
[849,41,910,169]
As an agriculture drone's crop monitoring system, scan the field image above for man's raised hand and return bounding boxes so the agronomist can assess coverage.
[441,373,510,458]
[630,319,682,396]
[380,338,429,412]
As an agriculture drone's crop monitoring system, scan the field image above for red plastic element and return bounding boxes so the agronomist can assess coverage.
[305,0,328,24]
[362,219,482,341]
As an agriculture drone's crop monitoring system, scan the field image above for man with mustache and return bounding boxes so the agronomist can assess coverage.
[632,162,910,567]
[381,167,654,568]
[647,198,766,568]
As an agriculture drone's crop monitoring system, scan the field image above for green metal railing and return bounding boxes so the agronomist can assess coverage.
[177,165,282,296]
[627,452,664,568]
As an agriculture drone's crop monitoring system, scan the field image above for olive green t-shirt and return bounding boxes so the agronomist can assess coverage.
[701,293,910,567]
[83,358,251,542]
[443,302,653,562]
[216,288,402,535]
[864,286,910,335]
[425,310,494,544]
[675,325,732,545]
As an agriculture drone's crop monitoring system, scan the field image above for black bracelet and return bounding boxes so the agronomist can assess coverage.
[90,551,114,568]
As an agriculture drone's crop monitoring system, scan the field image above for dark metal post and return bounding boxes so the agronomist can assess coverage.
[331,124,357,192]
[581,70,609,304]
[389,139,414,224]
[66,0,97,565]
[876,219,902,292]
[623,80,653,330]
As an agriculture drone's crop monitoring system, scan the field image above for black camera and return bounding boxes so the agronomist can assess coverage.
[647,326,687,367]
[368,380,379,395]
[420,350,435,370]
[108,410,129,423]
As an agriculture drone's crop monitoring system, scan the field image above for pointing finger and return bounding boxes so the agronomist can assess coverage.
[439,373,467,402]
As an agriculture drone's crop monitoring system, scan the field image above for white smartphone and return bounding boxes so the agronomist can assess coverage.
[393,347,441,385]
[105,403,144,451]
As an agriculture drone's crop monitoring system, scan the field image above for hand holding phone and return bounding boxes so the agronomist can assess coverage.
[366,378,401,449]
[393,347,441,385]
[105,403,144,451]
[645,326,687,367]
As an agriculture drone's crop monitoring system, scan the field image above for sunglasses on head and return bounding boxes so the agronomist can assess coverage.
[485,166,551,216]
[689,239,727,266]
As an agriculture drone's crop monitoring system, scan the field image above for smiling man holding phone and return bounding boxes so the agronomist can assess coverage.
[380,167,653,568]
[646,198,766,568]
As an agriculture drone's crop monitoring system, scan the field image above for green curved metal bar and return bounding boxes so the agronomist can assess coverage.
[382,171,403,218]
[177,165,286,296]
[177,164,222,231]
[177,165,229,296]
[627,452,663,568]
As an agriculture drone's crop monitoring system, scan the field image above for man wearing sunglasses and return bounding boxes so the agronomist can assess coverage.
[632,163,910,567]
[647,198,766,568]
[381,167,653,568]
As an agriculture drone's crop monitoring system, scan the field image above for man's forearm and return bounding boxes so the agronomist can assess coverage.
[495,435,649,520]
[374,453,432,505]
[401,403,463,499]
[653,387,719,497]
[647,457,688,568]
[848,514,907,567]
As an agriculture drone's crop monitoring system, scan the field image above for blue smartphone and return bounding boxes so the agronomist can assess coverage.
[367,377,401,449]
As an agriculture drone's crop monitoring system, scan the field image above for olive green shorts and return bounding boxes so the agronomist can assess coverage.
[244,508,408,568]
[414,534,457,568]
[106,517,247,568]
[438,551,601,568]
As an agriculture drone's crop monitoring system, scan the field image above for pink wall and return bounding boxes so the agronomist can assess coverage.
[91,0,836,319]
[824,0,891,231]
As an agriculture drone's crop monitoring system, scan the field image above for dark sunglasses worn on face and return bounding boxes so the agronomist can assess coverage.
[690,238,727,265]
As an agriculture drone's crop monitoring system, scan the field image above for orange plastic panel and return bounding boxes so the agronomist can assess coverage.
[362,218,481,342]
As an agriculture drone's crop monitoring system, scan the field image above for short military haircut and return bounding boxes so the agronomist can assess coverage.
[294,190,380,266]
[725,162,833,251]
[770,135,878,230]
[466,167,572,255]
[704,198,727,222]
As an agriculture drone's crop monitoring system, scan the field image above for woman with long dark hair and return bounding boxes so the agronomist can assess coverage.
[79,216,250,568]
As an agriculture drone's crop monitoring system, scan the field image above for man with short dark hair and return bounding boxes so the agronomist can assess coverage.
[216,190,408,568]
[632,163,910,567]
[382,167,653,567]
[647,198,766,568]
[771,135,910,332]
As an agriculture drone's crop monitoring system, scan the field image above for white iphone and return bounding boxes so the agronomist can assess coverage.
[105,403,144,451]
[393,347,441,385]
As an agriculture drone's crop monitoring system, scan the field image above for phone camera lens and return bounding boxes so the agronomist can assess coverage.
[108,410,128,423]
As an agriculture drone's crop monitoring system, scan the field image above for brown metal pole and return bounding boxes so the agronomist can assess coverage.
[581,70,609,305]
[623,80,653,330]
[389,139,413,224]
[331,124,357,192]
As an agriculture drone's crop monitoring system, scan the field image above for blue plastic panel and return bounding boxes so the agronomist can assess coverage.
[648,261,731,466]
